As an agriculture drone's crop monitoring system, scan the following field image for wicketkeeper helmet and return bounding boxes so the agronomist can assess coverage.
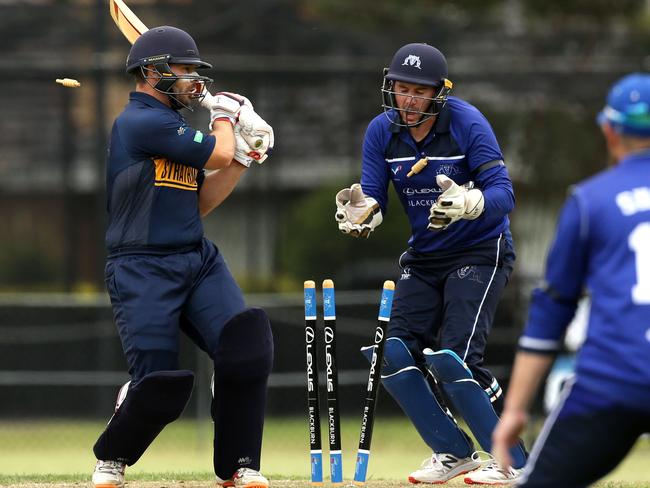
[381,43,453,127]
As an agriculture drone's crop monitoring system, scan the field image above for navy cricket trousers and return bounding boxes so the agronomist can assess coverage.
[105,238,246,381]
[388,235,515,392]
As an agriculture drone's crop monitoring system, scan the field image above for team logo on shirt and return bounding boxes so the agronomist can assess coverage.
[402,55,422,70]
[391,164,402,175]
[436,164,461,177]
[177,126,187,136]
[153,158,198,191]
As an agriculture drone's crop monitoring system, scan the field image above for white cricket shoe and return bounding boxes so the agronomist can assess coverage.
[463,461,521,485]
[217,468,269,488]
[408,453,481,484]
[92,460,126,488]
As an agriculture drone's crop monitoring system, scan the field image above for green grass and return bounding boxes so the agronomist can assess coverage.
[0,417,648,485]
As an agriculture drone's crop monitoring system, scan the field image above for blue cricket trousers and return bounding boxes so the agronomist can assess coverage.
[389,235,515,392]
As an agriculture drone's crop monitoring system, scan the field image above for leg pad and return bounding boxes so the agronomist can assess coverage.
[425,349,527,469]
[93,370,194,465]
[212,308,273,479]
[361,338,473,458]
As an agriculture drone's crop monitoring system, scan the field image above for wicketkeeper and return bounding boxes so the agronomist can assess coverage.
[337,42,527,485]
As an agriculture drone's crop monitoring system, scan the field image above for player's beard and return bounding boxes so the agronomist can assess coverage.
[171,80,198,109]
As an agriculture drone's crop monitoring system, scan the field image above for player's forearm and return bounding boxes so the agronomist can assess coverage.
[481,179,514,218]
[199,162,247,217]
[360,131,390,214]
[476,166,514,217]
[502,351,554,414]
[204,121,236,170]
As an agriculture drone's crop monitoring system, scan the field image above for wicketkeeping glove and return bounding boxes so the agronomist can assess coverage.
[428,175,484,231]
[335,183,383,238]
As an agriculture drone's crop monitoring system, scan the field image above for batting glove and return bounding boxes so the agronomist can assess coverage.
[236,105,274,163]
[233,126,268,167]
[428,175,484,231]
[335,183,383,238]
[201,91,248,128]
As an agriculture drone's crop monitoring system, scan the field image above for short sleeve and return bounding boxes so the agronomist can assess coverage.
[119,109,216,170]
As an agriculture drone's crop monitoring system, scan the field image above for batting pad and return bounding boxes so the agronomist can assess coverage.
[424,349,527,469]
[212,307,273,479]
[361,338,473,458]
[93,369,195,465]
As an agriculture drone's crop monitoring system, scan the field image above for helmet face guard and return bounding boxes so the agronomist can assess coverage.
[139,55,213,111]
[381,71,453,127]
[380,43,452,127]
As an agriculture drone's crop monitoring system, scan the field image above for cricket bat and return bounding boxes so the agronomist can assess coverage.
[109,0,148,44]
[108,0,267,155]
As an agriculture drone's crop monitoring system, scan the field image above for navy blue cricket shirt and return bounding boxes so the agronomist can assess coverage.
[105,92,216,255]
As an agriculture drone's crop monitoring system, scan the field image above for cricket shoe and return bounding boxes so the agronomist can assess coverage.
[92,460,126,488]
[408,453,481,484]
[217,468,269,488]
[463,461,521,485]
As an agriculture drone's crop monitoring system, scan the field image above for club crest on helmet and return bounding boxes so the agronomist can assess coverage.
[402,55,422,69]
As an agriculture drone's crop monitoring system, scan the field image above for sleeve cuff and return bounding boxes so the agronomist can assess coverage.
[518,335,561,354]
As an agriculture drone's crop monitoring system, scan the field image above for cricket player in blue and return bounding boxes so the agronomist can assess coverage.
[91,26,274,488]
[492,73,650,487]
[336,43,526,484]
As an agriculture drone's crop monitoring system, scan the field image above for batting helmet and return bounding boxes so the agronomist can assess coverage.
[126,26,212,73]
[126,26,213,110]
[597,73,650,136]
[381,43,453,127]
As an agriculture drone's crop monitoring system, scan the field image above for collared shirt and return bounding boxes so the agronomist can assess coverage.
[520,151,650,408]
[360,96,514,253]
[105,92,216,254]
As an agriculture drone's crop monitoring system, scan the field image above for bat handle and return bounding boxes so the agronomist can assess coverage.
[56,78,81,88]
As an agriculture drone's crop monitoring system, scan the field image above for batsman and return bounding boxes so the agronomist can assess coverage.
[337,43,527,484]
[91,26,274,488]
